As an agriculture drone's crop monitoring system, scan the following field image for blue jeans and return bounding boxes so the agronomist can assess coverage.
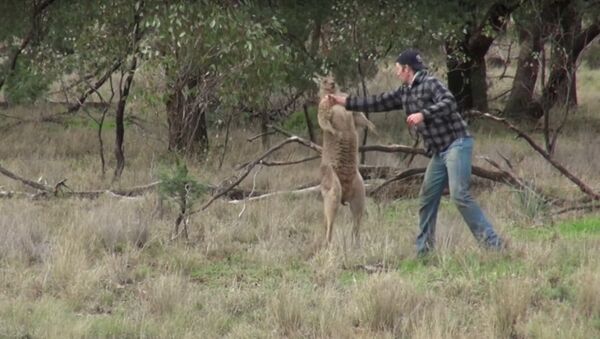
[417,137,503,254]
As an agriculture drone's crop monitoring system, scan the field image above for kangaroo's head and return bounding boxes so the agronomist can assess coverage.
[316,74,338,97]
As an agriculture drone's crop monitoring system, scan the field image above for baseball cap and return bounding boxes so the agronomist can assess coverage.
[396,49,427,71]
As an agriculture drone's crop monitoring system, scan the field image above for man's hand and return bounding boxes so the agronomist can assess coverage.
[406,112,424,128]
[327,94,347,106]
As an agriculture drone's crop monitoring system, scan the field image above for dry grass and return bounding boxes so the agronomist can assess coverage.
[1,64,600,338]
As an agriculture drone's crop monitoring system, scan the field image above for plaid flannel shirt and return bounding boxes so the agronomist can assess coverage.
[345,71,470,156]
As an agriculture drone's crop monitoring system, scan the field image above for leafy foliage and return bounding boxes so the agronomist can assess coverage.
[158,160,207,213]
[282,107,318,134]
[4,59,53,104]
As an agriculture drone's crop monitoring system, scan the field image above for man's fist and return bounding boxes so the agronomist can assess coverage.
[327,94,347,106]
[406,112,424,127]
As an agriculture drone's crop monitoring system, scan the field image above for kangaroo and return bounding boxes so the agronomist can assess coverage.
[317,75,375,246]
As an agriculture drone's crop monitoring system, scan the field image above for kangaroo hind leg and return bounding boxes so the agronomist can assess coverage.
[320,164,342,246]
[348,172,366,247]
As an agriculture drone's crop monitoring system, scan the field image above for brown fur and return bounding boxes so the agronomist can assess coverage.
[316,75,375,246]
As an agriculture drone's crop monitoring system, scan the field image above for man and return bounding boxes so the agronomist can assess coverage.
[328,48,504,255]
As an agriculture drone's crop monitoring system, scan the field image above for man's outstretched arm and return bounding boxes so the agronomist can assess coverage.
[328,87,404,113]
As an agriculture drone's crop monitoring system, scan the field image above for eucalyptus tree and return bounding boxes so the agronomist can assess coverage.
[0,0,56,102]
[139,1,292,155]
[504,0,600,121]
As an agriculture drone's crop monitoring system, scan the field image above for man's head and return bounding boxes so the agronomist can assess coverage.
[395,49,426,84]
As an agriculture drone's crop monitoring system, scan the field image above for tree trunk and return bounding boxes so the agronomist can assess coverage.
[445,1,519,112]
[446,42,488,112]
[446,41,472,112]
[470,53,488,112]
[261,109,270,149]
[113,1,143,181]
[542,2,579,112]
[539,2,600,114]
[504,24,543,120]
[166,81,210,155]
[166,85,185,151]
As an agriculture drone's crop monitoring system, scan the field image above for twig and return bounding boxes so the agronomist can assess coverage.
[496,151,514,170]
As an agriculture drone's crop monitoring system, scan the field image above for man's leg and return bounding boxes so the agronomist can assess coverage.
[416,154,448,255]
[445,137,503,249]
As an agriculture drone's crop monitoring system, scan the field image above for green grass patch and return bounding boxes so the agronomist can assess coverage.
[338,270,368,287]
[397,257,429,275]
[510,217,600,241]
[87,312,156,338]
[190,256,310,288]
[440,253,524,280]
[398,252,525,286]
[381,199,419,223]
[557,217,600,237]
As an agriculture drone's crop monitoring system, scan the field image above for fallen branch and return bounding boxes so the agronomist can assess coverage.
[228,185,321,203]
[0,161,160,199]
[467,110,600,200]
[258,156,320,167]
[0,164,53,192]
[370,168,425,196]
[192,136,319,214]
[359,144,426,156]
[553,203,600,215]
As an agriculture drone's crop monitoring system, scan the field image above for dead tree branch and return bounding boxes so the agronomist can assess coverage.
[467,110,600,200]
[0,161,159,199]
[0,163,53,192]
[370,168,426,196]
[192,136,321,214]
[67,59,123,114]
[257,156,320,167]
[553,203,600,215]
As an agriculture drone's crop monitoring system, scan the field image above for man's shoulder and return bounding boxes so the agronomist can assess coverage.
[421,74,441,83]
[418,74,448,90]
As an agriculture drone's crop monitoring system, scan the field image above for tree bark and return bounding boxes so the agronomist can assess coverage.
[113,1,143,181]
[166,80,210,155]
[541,1,580,113]
[504,22,543,120]
[540,2,600,114]
[445,1,519,112]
